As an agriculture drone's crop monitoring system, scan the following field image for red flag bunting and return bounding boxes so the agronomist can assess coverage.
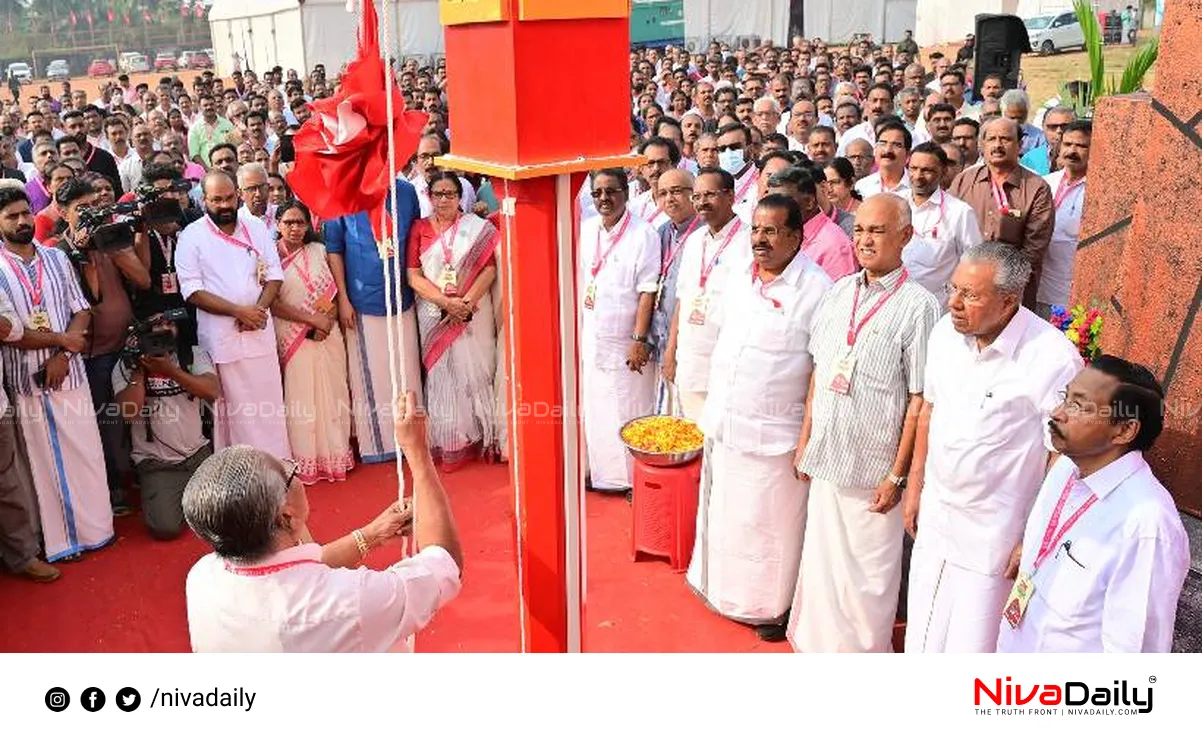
[286,0,428,243]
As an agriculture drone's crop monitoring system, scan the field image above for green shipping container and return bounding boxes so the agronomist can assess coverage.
[631,0,685,47]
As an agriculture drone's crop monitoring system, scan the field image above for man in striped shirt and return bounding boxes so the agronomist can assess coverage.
[787,194,940,652]
[0,186,115,563]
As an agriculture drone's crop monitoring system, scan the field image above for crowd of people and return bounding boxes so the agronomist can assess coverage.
[0,28,1190,654]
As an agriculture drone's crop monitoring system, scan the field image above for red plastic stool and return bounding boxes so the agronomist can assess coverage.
[631,458,702,571]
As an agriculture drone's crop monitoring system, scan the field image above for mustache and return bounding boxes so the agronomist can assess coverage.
[1048,421,1064,438]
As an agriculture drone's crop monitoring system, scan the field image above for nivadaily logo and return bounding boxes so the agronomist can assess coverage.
[974,676,1155,715]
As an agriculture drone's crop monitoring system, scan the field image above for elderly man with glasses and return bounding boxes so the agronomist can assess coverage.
[184,392,464,652]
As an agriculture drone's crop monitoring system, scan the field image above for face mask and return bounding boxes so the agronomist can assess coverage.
[718,148,745,175]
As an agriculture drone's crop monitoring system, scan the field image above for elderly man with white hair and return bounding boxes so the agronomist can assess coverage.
[1000,89,1046,156]
[751,96,782,139]
[902,242,1082,652]
[176,170,291,459]
[236,162,275,234]
[184,391,464,652]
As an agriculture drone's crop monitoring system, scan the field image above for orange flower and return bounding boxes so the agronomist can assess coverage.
[621,416,704,454]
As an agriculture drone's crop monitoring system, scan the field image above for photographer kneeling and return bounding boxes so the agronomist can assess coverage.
[113,312,219,540]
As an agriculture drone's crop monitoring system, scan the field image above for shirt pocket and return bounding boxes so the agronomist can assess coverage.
[748,311,798,354]
[854,326,903,390]
[997,212,1024,246]
[596,261,638,337]
[1037,537,1102,621]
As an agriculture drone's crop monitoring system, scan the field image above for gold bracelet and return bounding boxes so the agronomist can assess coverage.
[352,528,370,558]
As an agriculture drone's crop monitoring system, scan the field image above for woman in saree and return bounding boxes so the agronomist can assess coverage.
[270,200,355,484]
[406,170,500,470]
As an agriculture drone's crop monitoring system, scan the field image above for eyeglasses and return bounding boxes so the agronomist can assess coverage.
[416,152,437,161]
[430,190,459,200]
[240,184,268,193]
[591,187,625,198]
[658,186,693,198]
[281,458,300,490]
[716,143,745,153]
[944,283,987,305]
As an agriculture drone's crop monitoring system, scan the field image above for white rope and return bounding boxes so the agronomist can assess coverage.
[500,182,528,652]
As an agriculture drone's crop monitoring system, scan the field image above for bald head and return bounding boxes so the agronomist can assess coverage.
[656,168,696,223]
[202,169,236,196]
[853,194,913,277]
[982,116,1021,167]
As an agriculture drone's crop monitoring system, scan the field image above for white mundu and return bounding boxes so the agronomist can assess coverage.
[672,216,750,420]
[997,452,1189,653]
[903,189,983,304]
[688,249,832,624]
[579,209,661,491]
[905,308,1082,653]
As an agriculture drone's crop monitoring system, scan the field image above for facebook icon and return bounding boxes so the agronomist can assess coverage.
[81,687,106,712]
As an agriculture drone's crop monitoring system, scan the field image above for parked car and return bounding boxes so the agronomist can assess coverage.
[45,60,70,81]
[125,54,150,74]
[154,52,178,71]
[87,59,116,77]
[1025,11,1086,54]
[5,62,32,85]
[187,51,213,70]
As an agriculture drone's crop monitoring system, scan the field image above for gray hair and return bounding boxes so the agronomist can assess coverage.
[183,446,290,563]
[0,178,24,191]
[999,88,1030,114]
[898,86,923,101]
[960,241,1032,296]
[236,162,269,187]
[754,96,781,114]
[861,193,912,231]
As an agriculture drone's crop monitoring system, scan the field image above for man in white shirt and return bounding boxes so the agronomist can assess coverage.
[118,122,157,194]
[996,356,1189,653]
[175,171,291,460]
[409,134,476,219]
[664,168,749,421]
[836,83,894,156]
[236,163,276,235]
[580,169,661,493]
[630,137,679,230]
[784,99,817,152]
[903,142,983,303]
[185,394,463,652]
[903,243,1082,652]
[1036,121,1091,319]
[751,97,782,140]
[856,120,911,198]
[687,194,832,641]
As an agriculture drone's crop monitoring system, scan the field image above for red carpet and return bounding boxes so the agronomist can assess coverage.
[0,460,786,653]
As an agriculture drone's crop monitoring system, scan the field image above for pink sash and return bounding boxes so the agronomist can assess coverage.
[417,215,498,370]
[276,242,338,368]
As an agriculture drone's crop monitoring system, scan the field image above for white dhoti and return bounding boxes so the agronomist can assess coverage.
[687,439,809,623]
[346,310,423,464]
[582,361,657,490]
[904,536,1010,652]
[678,390,706,422]
[213,354,291,461]
[788,479,904,652]
[17,388,114,562]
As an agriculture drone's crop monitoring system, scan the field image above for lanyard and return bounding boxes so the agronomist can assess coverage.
[847,269,909,346]
[435,216,462,266]
[699,218,741,290]
[750,264,782,309]
[2,249,44,307]
[206,216,256,255]
[1053,176,1085,210]
[989,176,1012,214]
[661,216,700,280]
[591,210,632,279]
[642,199,664,225]
[223,559,321,577]
[734,169,757,202]
[915,194,946,239]
[1032,476,1097,574]
[157,232,176,271]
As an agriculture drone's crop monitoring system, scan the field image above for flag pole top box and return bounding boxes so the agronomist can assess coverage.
[439,0,634,177]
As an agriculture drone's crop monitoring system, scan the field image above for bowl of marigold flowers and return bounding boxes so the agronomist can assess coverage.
[620,415,705,467]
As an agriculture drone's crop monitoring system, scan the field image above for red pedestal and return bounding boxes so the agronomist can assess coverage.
[631,459,702,572]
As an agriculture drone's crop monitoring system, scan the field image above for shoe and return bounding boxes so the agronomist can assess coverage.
[755,622,788,643]
[112,503,134,517]
[21,559,61,583]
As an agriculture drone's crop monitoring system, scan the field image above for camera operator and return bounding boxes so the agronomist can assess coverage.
[52,177,152,516]
[113,315,219,540]
[130,163,199,364]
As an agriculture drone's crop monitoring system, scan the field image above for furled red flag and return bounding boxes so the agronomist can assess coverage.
[87,11,94,28]
[107,10,115,23]
[286,0,427,245]
[70,11,77,26]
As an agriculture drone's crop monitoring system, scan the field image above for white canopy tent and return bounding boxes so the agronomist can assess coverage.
[801,0,918,44]
[207,0,444,78]
[681,0,792,47]
[916,0,1133,47]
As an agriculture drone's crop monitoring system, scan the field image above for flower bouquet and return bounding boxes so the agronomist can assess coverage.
[1048,303,1104,361]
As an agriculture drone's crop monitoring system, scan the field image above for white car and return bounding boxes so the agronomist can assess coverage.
[6,62,32,84]
[46,60,70,81]
[1025,11,1086,55]
[125,54,150,73]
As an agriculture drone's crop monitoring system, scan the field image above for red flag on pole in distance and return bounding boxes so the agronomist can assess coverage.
[286,0,428,243]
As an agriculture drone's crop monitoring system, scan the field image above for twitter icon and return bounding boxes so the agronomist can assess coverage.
[116,687,141,712]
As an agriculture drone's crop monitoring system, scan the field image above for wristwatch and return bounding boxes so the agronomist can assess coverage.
[631,333,649,344]
[888,472,907,488]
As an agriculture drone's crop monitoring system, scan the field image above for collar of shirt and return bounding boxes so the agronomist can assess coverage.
[910,187,946,211]
[803,209,833,241]
[856,263,908,293]
[764,245,814,289]
[972,162,1022,188]
[705,214,741,241]
[227,542,323,571]
[962,305,1030,360]
[1076,450,1147,504]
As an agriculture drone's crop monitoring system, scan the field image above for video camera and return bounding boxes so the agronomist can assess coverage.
[76,181,189,253]
[121,307,190,371]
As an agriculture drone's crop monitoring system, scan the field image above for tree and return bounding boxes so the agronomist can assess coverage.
[1062,0,1159,116]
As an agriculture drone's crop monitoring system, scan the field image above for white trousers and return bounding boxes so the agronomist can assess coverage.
[904,536,1010,653]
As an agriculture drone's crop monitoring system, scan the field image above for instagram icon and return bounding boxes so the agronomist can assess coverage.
[44,687,70,712]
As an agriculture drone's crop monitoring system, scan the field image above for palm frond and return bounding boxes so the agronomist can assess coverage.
[1073,0,1104,107]
[1118,36,1159,93]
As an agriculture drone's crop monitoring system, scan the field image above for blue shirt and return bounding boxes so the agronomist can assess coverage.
[1020,144,1052,176]
[1019,123,1047,157]
[323,179,419,316]
[649,217,697,361]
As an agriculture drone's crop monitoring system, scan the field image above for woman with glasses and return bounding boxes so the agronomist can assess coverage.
[405,170,500,471]
[824,157,862,214]
[270,200,354,485]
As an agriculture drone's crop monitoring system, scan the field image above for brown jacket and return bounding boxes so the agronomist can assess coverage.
[949,163,1055,309]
